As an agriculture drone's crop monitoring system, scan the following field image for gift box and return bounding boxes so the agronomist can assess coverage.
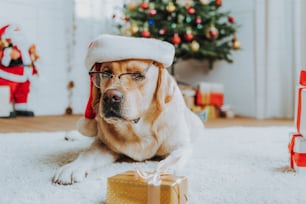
[106,170,188,204]
[196,82,224,106]
[0,86,11,117]
[288,133,306,173]
[295,70,306,135]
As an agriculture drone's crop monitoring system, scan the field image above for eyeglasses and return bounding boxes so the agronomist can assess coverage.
[89,61,154,89]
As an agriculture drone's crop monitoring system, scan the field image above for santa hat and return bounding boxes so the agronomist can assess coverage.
[0,25,9,37]
[85,34,175,69]
[78,34,175,137]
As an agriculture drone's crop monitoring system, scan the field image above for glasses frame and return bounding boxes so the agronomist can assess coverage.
[89,61,155,88]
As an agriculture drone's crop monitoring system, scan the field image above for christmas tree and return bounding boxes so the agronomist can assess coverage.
[114,0,240,72]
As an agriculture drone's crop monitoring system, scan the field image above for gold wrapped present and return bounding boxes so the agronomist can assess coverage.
[106,170,188,204]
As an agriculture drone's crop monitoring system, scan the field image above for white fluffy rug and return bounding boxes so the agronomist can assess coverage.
[1,126,305,204]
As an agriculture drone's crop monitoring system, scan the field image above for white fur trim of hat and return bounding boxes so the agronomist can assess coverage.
[85,34,175,69]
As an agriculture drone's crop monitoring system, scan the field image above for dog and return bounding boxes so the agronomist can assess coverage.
[52,35,204,185]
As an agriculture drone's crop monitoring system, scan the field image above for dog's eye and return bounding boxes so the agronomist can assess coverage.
[130,72,145,81]
[101,72,113,79]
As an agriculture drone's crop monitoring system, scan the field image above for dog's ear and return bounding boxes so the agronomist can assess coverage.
[154,62,176,112]
[77,80,99,137]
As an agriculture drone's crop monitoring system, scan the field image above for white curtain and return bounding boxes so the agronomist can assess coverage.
[254,0,304,119]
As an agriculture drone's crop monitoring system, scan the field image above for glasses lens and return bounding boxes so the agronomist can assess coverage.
[119,73,145,88]
[91,73,101,88]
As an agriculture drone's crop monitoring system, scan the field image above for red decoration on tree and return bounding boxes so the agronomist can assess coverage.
[140,2,149,9]
[172,33,181,45]
[206,26,219,39]
[159,28,166,35]
[216,0,222,7]
[228,16,234,23]
[149,9,157,16]
[195,16,202,24]
[141,30,150,38]
[184,32,194,41]
[187,7,196,15]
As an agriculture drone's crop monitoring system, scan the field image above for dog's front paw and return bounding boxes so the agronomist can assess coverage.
[52,163,88,185]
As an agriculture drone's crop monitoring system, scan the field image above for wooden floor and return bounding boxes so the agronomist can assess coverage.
[0,114,294,133]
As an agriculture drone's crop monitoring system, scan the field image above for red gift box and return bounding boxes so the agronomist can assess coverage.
[288,133,306,172]
[196,82,224,106]
[295,70,306,135]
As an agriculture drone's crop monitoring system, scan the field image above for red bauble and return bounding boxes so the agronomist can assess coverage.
[172,34,181,45]
[228,16,235,23]
[216,0,222,7]
[209,30,218,38]
[142,30,151,38]
[195,17,202,24]
[148,9,157,16]
[141,2,149,9]
[184,33,194,41]
[187,7,196,15]
[159,28,166,35]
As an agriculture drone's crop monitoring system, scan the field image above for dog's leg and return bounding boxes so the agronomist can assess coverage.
[157,145,192,174]
[52,139,118,185]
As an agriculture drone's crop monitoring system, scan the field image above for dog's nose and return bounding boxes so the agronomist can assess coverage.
[103,89,123,104]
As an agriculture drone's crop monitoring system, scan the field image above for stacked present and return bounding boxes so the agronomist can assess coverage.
[194,82,234,119]
[288,70,306,173]
[106,170,188,204]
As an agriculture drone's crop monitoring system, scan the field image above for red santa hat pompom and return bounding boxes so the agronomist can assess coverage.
[78,34,175,137]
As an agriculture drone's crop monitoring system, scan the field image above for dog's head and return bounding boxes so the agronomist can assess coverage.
[90,59,171,124]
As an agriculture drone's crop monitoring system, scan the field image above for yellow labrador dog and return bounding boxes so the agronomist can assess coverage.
[52,35,204,185]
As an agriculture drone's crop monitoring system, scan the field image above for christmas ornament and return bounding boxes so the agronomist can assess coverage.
[205,26,219,39]
[195,16,202,24]
[142,30,151,38]
[232,36,241,49]
[171,23,177,29]
[130,24,139,34]
[190,40,200,52]
[149,9,157,16]
[159,28,166,35]
[187,7,196,15]
[141,1,149,9]
[197,24,203,29]
[172,33,181,45]
[228,16,235,23]
[186,16,192,23]
[185,0,194,8]
[126,2,138,10]
[216,0,222,7]
[148,19,155,26]
[200,0,209,5]
[184,28,194,41]
[166,2,176,13]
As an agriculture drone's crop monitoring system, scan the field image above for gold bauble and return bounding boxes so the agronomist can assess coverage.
[130,24,139,34]
[126,3,138,10]
[205,26,219,39]
[200,0,209,5]
[166,2,176,13]
[232,40,241,49]
[190,40,200,52]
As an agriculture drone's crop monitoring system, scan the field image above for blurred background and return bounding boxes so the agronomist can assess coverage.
[0,0,305,119]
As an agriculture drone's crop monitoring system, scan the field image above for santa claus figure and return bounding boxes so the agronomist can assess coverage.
[0,24,39,117]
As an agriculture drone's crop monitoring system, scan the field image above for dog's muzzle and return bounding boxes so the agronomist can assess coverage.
[102,89,123,118]
[102,89,140,124]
